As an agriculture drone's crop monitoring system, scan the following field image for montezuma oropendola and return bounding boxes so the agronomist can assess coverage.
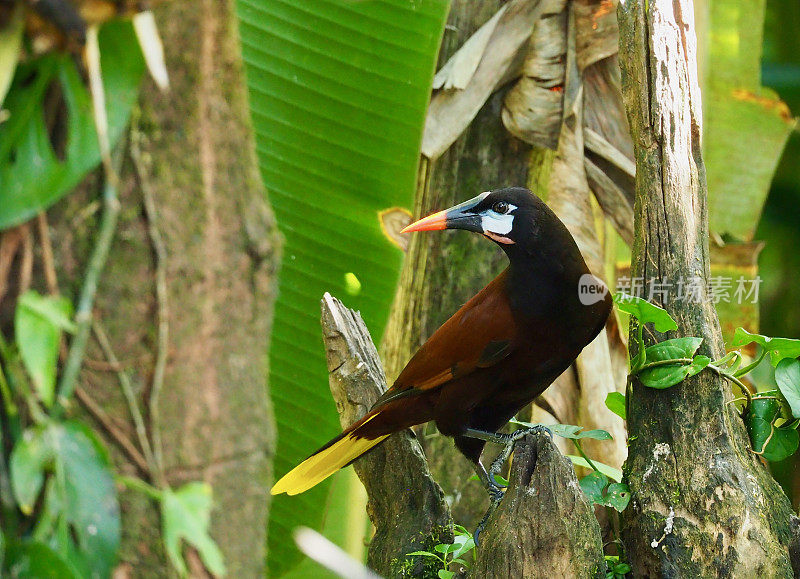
[271,187,612,500]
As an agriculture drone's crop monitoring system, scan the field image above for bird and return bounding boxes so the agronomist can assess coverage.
[271,187,612,501]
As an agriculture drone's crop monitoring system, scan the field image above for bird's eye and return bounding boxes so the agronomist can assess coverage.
[492,201,509,214]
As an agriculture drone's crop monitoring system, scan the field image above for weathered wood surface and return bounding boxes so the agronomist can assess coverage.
[473,431,605,578]
[618,0,800,575]
[320,293,453,578]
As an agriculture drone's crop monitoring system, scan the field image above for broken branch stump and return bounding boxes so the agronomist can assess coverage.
[320,293,453,577]
[473,431,605,578]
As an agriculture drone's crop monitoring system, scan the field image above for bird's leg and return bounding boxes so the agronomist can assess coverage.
[465,425,552,545]
[473,493,501,546]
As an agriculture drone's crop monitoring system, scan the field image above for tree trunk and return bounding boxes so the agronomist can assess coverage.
[50,0,279,575]
[617,0,799,574]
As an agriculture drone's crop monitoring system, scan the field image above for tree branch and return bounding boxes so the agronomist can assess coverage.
[320,293,453,577]
[473,431,605,577]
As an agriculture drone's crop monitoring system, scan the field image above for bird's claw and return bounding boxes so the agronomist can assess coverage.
[474,497,501,547]
[508,424,552,442]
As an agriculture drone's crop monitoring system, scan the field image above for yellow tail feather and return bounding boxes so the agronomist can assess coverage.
[271,417,388,496]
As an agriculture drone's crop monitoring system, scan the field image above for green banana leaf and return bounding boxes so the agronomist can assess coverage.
[0,21,144,230]
[235,0,449,575]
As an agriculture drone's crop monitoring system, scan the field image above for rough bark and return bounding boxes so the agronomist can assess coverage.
[48,0,278,575]
[473,431,605,578]
[618,0,799,575]
[320,294,452,578]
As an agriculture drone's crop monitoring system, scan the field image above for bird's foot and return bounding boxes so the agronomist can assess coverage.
[473,461,506,503]
[486,479,504,503]
[487,424,551,482]
[470,425,551,546]
[474,490,503,546]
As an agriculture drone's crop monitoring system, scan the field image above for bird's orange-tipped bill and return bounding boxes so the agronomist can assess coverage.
[400,210,447,233]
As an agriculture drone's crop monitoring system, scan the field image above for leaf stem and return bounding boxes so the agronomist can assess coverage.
[117,475,163,501]
[635,357,694,371]
[734,349,767,378]
[54,176,121,415]
[707,364,752,413]
[574,440,602,474]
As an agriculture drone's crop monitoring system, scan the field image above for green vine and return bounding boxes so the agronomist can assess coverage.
[615,292,800,462]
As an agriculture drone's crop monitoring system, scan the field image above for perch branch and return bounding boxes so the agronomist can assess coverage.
[473,431,605,577]
[319,293,453,577]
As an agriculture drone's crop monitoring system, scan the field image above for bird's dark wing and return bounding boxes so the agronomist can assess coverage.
[372,270,516,410]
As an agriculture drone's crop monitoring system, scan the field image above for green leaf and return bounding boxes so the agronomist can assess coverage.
[605,392,626,420]
[19,291,76,333]
[10,427,51,514]
[438,570,455,579]
[688,355,712,377]
[732,328,800,366]
[613,293,678,332]
[162,482,226,577]
[49,422,120,577]
[567,455,623,482]
[746,395,800,462]
[2,540,80,579]
[603,483,631,512]
[576,429,613,441]
[579,471,608,504]
[451,534,475,561]
[776,358,800,419]
[511,421,612,440]
[639,365,692,389]
[15,291,74,406]
[544,423,582,438]
[645,337,704,361]
[638,338,706,389]
[0,21,144,229]
[235,1,451,573]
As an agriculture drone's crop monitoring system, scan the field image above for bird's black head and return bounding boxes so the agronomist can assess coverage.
[401,187,552,250]
[403,186,611,331]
